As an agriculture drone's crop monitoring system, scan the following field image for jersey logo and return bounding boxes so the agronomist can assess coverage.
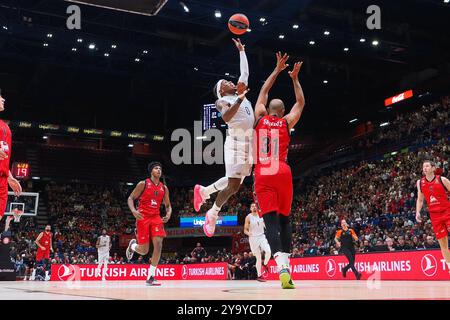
[430,196,439,204]
[151,199,158,207]
[0,141,9,152]
[155,227,159,232]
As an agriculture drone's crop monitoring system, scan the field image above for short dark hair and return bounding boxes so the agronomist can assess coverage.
[423,160,436,167]
[148,161,162,174]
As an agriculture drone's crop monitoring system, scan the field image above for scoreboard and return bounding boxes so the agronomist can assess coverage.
[12,162,30,180]
[202,104,227,131]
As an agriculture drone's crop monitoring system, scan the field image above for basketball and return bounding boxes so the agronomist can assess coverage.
[228,14,250,35]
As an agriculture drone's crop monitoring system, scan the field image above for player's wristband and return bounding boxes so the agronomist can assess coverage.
[236,97,243,104]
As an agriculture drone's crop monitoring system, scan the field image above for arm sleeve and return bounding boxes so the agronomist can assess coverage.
[238,51,249,85]
[335,230,342,240]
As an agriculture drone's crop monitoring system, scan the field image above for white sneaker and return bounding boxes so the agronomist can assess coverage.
[203,210,218,237]
[126,239,137,261]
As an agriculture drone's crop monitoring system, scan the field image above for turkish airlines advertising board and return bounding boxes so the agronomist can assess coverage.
[51,250,449,281]
[51,262,227,281]
[262,250,450,281]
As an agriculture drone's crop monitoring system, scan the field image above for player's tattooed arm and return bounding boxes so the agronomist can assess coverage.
[162,185,172,223]
[217,89,249,123]
[127,181,145,220]
[35,232,45,250]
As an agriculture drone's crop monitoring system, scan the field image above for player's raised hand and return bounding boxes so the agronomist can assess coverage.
[236,82,247,95]
[232,38,245,51]
[8,177,22,197]
[288,61,303,80]
[275,52,289,72]
[237,88,250,101]
[132,209,143,220]
[0,149,8,160]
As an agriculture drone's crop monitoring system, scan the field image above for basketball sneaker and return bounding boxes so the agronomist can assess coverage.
[194,184,208,212]
[126,239,137,261]
[146,276,161,286]
[256,276,267,282]
[279,268,295,289]
[203,211,217,237]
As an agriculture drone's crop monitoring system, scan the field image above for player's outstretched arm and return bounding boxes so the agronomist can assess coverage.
[232,38,249,89]
[284,61,305,131]
[162,185,172,223]
[127,181,145,220]
[416,180,424,223]
[255,52,289,120]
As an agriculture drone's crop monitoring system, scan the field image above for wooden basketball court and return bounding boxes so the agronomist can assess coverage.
[1,280,449,300]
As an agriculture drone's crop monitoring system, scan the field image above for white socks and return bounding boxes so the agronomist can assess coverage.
[148,265,157,279]
[203,177,228,197]
[131,243,138,251]
[207,203,221,219]
[274,252,290,271]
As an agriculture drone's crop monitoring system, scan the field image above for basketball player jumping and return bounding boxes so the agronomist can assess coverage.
[96,229,111,281]
[244,203,271,282]
[0,89,23,222]
[193,38,253,237]
[253,54,305,289]
[416,160,450,273]
[126,162,172,286]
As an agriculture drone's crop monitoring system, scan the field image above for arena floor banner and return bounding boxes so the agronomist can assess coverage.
[262,249,450,281]
[51,262,228,281]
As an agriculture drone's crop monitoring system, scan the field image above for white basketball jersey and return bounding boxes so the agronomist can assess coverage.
[219,95,254,137]
[248,213,265,237]
[98,235,110,254]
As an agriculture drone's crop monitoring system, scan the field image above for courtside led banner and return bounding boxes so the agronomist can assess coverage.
[262,249,450,281]
[51,250,449,281]
[384,89,413,107]
[180,215,238,228]
[51,262,227,281]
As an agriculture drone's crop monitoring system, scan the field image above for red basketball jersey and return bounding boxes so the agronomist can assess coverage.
[137,178,165,217]
[254,115,290,168]
[39,232,53,250]
[420,175,450,214]
[0,120,12,176]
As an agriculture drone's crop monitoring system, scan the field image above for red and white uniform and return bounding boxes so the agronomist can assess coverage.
[253,115,292,216]
[0,120,11,218]
[420,175,450,239]
[36,232,52,261]
[136,179,166,244]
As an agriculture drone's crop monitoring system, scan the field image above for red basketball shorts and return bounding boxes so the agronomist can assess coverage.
[430,210,450,240]
[253,162,293,217]
[36,249,50,262]
[136,215,166,245]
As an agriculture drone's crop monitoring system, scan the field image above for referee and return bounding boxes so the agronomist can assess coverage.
[335,219,361,280]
